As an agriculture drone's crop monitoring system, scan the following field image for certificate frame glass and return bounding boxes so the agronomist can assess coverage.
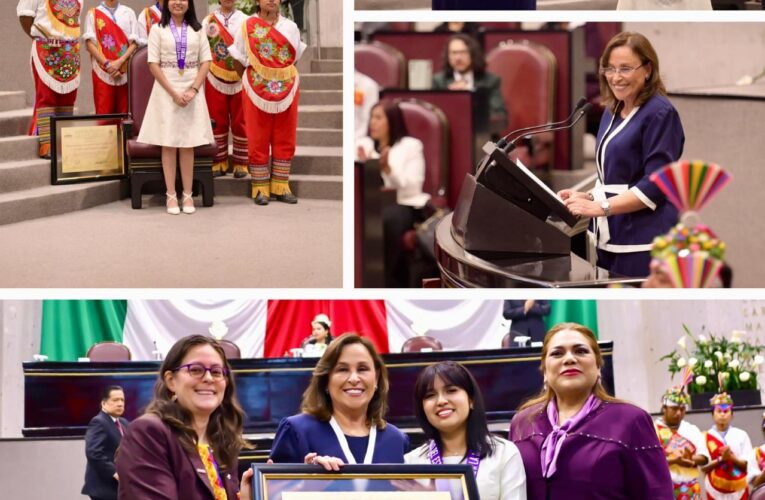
[251,464,480,500]
[50,114,128,184]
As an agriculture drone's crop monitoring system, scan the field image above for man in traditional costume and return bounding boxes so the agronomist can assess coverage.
[202,0,248,178]
[137,1,162,46]
[655,387,710,499]
[703,393,752,499]
[83,0,139,115]
[229,0,306,206]
[17,0,81,159]
[747,413,765,489]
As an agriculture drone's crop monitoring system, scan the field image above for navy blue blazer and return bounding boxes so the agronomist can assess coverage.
[592,94,683,254]
[270,413,409,464]
[82,410,129,499]
[433,0,536,9]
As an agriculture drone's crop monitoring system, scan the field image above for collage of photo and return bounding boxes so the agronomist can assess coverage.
[2,0,765,499]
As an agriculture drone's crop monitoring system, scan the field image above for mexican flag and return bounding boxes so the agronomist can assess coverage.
[39,300,597,361]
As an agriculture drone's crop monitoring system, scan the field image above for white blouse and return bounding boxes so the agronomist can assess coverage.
[405,437,527,500]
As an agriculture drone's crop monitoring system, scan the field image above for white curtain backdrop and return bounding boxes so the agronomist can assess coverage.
[385,299,506,353]
[123,300,267,360]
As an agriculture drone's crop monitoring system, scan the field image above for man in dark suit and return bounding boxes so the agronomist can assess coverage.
[82,385,128,500]
[503,299,551,344]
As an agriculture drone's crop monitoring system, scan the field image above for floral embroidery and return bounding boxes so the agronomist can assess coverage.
[214,40,229,60]
[39,41,80,82]
[101,34,116,52]
[253,26,269,39]
[207,22,220,39]
[51,0,80,27]
[266,80,284,94]
[276,45,290,64]
[96,18,105,31]
[259,39,275,59]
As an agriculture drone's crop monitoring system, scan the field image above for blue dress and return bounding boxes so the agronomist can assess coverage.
[591,93,684,277]
[270,413,410,464]
[433,0,536,9]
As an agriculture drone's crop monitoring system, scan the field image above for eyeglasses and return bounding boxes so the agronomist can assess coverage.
[600,63,647,77]
[173,363,228,380]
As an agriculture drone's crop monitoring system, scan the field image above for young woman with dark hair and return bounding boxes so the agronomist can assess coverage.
[137,0,213,215]
[356,101,429,288]
[406,361,526,500]
[116,335,252,499]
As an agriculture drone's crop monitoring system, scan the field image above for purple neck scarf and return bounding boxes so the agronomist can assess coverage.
[169,19,188,70]
[428,439,480,478]
[540,394,599,478]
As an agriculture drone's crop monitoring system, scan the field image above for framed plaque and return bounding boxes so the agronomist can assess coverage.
[251,464,479,500]
[50,114,128,184]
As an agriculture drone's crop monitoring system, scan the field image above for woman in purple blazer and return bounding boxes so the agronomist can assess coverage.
[559,32,684,278]
[116,335,251,500]
[509,323,673,499]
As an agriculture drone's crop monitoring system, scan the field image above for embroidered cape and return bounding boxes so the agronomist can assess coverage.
[705,431,748,494]
[242,16,299,114]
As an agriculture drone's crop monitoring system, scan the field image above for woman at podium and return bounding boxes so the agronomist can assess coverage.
[270,333,409,468]
[559,32,684,278]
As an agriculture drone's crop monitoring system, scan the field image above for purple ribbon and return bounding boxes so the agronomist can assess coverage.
[169,19,187,70]
[427,440,480,478]
[540,394,599,478]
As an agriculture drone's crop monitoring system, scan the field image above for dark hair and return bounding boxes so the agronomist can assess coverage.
[519,322,621,412]
[441,33,486,77]
[599,31,666,113]
[160,0,202,31]
[413,361,496,460]
[144,335,249,473]
[300,332,389,429]
[255,0,282,13]
[369,101,409,153]
[101,385,124,402]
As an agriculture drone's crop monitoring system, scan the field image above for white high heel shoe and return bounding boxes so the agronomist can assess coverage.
[166,192,180,215]
[181,192,196,214]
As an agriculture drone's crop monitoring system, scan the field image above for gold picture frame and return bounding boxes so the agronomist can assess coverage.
[50,114,127,184]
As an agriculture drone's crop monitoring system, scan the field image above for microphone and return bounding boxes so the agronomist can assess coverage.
[503,102,592,154]
[495,97,587,150]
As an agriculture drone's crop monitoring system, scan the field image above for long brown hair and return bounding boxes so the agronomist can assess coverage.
[518,322,620,412]
[599,31,666,113]
[300,332,389,429]
[144,335,249,472]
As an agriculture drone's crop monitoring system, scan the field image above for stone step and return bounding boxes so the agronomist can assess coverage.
[0,158,50,195]
[0,180,125,226]
[298,105,342,129]
[316,47,342,60]
[300,90,342,105]
[0,91,27,113]
[213,174,342,201]
[0,135,38,162]
[300,73,342,91]
[0,108,33,137]
[297,128,341,147]
[310,59,342,73]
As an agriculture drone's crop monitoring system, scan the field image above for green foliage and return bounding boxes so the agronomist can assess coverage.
[660,324,765,394]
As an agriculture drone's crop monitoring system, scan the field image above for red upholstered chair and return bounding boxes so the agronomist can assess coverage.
[501,333,512,349]
[395,99,450,252]
[87,342,132,362]
[401,336,444,352]
[752,485,765,500]
[124,46,216,209]
[486,41,557,166]
[217,339,241,360]
[355,42,407,89]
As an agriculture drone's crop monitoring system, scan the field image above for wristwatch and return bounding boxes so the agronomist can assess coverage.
[600,200,611,217]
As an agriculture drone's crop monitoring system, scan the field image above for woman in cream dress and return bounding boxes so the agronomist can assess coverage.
[138,0,214,214]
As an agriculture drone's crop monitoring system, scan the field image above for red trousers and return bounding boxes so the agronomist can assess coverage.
[92,71,128,115]
[29,63,77,154]
[243,92,299,197]
[205,83,247,173]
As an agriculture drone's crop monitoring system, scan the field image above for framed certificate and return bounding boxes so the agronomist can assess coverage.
[251,464,479,500]
[50,114,128,184]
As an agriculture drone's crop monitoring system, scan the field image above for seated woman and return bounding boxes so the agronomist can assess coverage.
[270,332,409,469]
[116,335,252,499]
[405,361,527,500]
[300,313,334,356]
[432,33,508,134]
[509,322,673,499]
[357,102,430,288]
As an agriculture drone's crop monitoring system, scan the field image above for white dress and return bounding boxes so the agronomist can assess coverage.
[137,23,214,148]
[404,437,527,500]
